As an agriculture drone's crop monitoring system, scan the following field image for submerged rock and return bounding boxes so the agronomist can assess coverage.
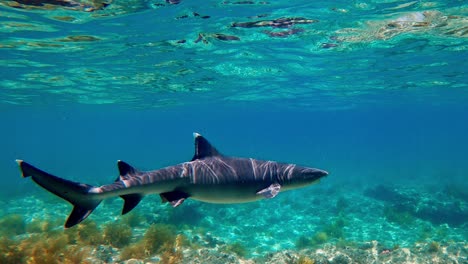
[364,184,468,227]
[184,248,240,264]
[261,241,467,264]
[123,259,144,264]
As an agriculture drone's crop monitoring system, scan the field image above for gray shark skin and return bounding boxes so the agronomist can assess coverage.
[17,133,328,228]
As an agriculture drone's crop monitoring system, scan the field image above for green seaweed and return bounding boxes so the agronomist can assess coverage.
[66,220,103,245]
[428,241,440,253]
[296,255,315,264]
[160,234,185,264]
[26,218,58,234]
[0,214,26,237]
[0,237,26,264]
[120,242,147,260]
[417,223,433,241]
[28,232,70,264]
[143,223,177,254]
[295,231,329,250]
[122,212,145,228]
[434,224,450,241]
[335,238,357,249]
[6,230,93,264]
[225,242,248,257]
[313,232,329,244]
[103,222,132,248]
[160,247,183,264]
[383,205,415,226]
[295,235,312,249]
[295,217,346,250]
[120,224,182,262]
[323,217,346,239]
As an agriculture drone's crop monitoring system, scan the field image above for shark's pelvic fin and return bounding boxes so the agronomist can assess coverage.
[160,190,190,207]
[16,160,101,228]
[191,132,222,161]
[257,183,282,199]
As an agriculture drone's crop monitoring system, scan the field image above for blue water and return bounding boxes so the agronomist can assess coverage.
[0,1,467,263]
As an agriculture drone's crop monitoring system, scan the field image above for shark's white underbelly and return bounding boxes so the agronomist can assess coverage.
[186,183,265,204]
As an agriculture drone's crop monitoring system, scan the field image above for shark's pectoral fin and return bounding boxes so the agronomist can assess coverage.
[160,190,190,207]
[120,194,144,214]
[257,183,281,199]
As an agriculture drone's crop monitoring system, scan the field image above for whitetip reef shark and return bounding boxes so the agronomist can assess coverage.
[16,133,328,228]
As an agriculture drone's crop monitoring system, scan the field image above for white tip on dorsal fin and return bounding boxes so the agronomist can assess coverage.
[191,132,222,161]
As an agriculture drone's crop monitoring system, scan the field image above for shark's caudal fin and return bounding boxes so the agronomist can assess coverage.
[16,160,101,228]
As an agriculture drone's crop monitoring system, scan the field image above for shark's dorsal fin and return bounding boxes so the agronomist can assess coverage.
[191,133,222,161]
[117,160,136,176]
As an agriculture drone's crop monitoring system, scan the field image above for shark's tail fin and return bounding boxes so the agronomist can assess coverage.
[16,160,102,228]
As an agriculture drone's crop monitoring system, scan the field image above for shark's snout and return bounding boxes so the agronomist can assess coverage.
[302,168,328,179]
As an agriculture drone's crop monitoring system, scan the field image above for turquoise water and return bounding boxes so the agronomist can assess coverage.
[0,1,467,263]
